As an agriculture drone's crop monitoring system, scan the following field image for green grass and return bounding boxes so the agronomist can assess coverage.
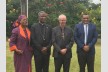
[6,39,101,72]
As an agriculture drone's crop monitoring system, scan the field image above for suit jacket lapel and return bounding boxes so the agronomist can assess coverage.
[80,23,85,44]
[57,26,62,40]
[58,26,62,35]
[44,25,49,39]
[64,27,68,40]
[81,23,85,35]
[87,23,91,42]
[37,24,43,40]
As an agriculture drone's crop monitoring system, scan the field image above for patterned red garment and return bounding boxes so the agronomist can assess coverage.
[9,25,33,72]
[12,20,20,28]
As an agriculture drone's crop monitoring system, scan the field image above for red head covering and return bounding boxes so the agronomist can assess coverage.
[18,15,26,22]
[12,15,26,28]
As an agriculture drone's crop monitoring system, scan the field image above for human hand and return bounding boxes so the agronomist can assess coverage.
[15,49,23,54]
[83,45,89,52]
[60,48,67,55]
[41,47,47,54]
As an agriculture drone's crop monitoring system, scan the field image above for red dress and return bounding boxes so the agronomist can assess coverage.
[9,25,33,72]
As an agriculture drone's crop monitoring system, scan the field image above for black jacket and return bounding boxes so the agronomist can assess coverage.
[30,23,52,56]
[52,26,74,58]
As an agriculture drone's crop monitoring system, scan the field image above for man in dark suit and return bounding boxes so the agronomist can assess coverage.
[74,14,98,72]
[52,14,74,72]
[30,11,52,72]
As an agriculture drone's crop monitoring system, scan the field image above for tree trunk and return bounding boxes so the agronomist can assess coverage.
[20,0,27,17]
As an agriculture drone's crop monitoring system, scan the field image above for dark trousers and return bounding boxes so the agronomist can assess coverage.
[54,56,71,72]
[34,54,50,72]
[77,51,95,72]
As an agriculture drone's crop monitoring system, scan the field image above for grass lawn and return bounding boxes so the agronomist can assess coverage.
[6,39,101,72]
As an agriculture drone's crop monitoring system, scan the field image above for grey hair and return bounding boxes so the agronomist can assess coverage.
[38,11,47,17]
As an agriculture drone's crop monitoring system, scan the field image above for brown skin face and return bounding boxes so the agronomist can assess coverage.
[82,15,89,24]
[20,16,27,27]
[39,13,47,23]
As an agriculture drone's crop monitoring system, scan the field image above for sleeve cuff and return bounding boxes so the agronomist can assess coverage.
[10,45,17,52]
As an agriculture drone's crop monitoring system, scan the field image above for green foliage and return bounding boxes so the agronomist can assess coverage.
[85,3,101,37]
[6,0,101,37]
[28,0,89,28]
[6,0,20,37]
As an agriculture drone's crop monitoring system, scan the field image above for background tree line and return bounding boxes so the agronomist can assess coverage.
[6,0,101,38]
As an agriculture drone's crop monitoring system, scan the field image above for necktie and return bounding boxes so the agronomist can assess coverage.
[61,28,64,40]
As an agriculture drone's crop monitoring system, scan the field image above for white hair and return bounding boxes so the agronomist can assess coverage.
[58,14,66,20]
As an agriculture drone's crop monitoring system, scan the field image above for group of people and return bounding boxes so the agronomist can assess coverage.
[9,11,98,72]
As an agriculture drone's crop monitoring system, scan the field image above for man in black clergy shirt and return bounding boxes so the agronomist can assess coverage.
[30,11,52,72]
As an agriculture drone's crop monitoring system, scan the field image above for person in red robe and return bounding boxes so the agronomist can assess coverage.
[9,15,33,72]
[12,15,25,28]
[12,19,20,28]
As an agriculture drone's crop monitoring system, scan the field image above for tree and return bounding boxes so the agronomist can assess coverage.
[6,0,20,37]
[6,0,101,38]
